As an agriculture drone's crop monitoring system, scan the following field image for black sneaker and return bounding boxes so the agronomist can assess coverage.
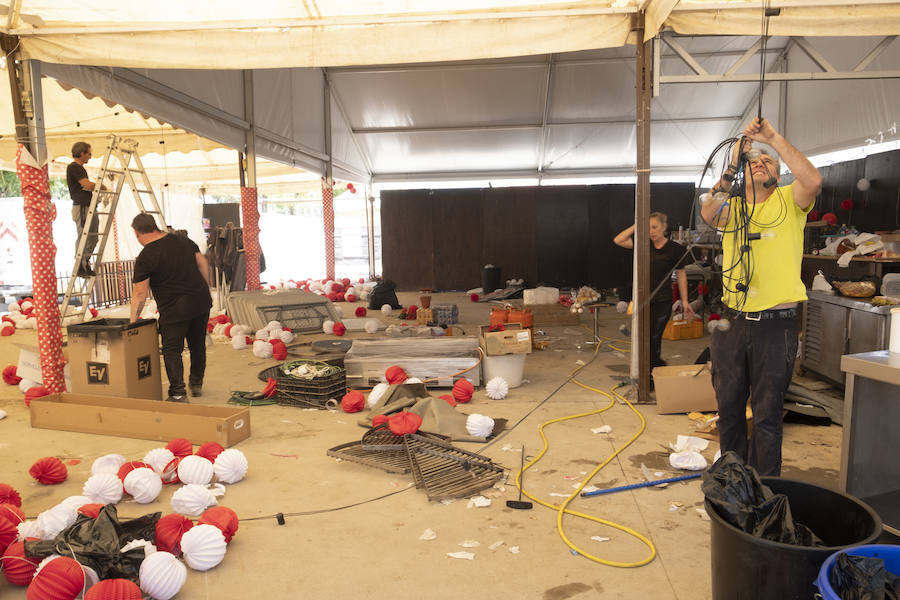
[189,385,202,397]
[166,395,189,403]
[76,266,94,278]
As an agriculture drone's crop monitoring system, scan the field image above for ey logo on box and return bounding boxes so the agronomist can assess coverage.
[137,355,152,379]
[86,362,109,384]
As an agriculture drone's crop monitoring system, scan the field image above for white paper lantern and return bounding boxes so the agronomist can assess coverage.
[364,319,379,334]
[367,383,389,408]
[177,455,214,485]
[7,301,20,312]
[345,286,356,296]
[616,301,628,314]
[213,448,248,484]
[279,330,294,344]
[252,340,273,358]
[180,523,227,571]
[485,377,509,400]
[231,335,249,350]
[333,305,343,319]
[405,377,423,384]
[35,504,77,539]
[143,448,176,474]
[91,454,127,475]
[140,551,187,600]
[83,565,100,592]
[211,323,226,336]
[124,467,163,503]
[171,484,218,516]
[254,328,268,340]
[380,304,392,316]
[322,319,334,334]
[83,472,124,505]
[121,538,157,556]
[17,519,43,540]
[20,316,36,329]
[465,414,495,438]
[17,378,37,393]
[265,320,282,333]
[58,495,92,513]
[717,318,731,332]
[20,300,33,312]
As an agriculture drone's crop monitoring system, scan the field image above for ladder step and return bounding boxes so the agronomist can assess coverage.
[104,169,125,175]
[134,189,153,194]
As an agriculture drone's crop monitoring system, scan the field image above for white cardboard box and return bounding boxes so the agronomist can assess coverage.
[16,344,71,391]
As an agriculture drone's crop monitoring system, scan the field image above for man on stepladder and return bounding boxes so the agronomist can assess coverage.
[130,213,212,403]
[66,141,105,278]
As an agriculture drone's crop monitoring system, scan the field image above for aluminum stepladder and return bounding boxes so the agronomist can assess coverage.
[59,135,168,323]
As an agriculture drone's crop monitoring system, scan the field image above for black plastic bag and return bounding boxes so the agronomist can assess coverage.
[25,504,160,582]
[368,279,402,310]
[830,552,900,600]
[702,451,823,546]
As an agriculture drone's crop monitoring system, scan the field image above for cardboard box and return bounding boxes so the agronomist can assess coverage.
[663,318,704,340]
[67,318,162,400]
[479,323,532,356]
[16,344,72,390]
[528,303,581,327]
[652,363,718,414]
[30,393,250,447]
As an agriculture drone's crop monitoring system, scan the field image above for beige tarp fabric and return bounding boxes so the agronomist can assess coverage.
[666,4,900,37]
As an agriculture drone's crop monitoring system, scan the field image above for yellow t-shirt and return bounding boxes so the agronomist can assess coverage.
[721,183,811,312]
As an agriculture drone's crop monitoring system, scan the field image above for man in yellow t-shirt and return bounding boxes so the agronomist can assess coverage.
[700,118,822,477]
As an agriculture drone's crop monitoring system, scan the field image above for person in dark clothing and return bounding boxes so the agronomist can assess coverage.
[614,212,694,368]
[130,213,212,402]
[66,141,104,277]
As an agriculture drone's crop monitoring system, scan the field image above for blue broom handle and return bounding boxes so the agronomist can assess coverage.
[580,472,702,497]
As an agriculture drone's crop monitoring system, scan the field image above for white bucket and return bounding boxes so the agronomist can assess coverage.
[483,354,527,388]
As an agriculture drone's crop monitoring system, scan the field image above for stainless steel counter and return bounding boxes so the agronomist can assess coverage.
[806,289,894,314]
[840,351,900,535]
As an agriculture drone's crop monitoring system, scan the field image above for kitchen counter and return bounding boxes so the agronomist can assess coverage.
[802,254,900,288]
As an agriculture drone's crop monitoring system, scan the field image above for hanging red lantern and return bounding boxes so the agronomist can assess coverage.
[840,199,854,211]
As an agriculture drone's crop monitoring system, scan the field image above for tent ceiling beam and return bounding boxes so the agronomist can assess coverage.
[536,53,555,175]
[353,115,742,135]
[323,67,373,176]
[657,34,900,83]
[371,164,704,183]
[727,40,794,139]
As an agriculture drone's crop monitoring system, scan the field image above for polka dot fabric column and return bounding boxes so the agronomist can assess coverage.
[112,216,126,301]
[15,145,65,393]
[322,177,335,281]
[240,186,261,290]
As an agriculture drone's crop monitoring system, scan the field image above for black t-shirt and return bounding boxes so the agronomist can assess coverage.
[133,233,212,323]
[649,239,687,304]
[66,161,92,206]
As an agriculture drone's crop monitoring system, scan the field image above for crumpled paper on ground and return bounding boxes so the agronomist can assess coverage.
[669,435,709,453]
[670,451,708,471]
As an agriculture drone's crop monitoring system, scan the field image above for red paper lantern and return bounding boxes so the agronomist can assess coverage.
[327,292,339,302]
[358,278,365,284]
[2,365,21,385]
[808,210,820,221]
[77,503,104,519]
[407,306,418,320]
[84,578,143,600]
[385,366,407,384]
[439,394,457,407]
[206,321,215,332]
[387,412,423,436]
[24,386,50,407]
[116,461,150,483]
[1,323,15,336]
[166,438,193,458]
[89,307,98,318]
[26,555,85,600]
[0,503,25,526]
[161,457,182,484]
[269,339,287,360]
[0,514,17,554]
[224,324,234,338]
[708,313,722,321]
[262,377,277,399]
[372,414,389,427]
[451,379,475,404]
[341,390,365,413]
[346,294,357,303]
[0,484,21,507]
[195,442,225,462]
[333,322,346,336]
[2,538,41,585]
[198,506,239,543]
[29,456,68,484]
[155,513,194,555]
[822,212,838,226]
[840,198,853,211]
[355,307,367,317]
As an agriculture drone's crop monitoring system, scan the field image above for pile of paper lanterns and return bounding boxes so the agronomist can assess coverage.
[268,276,370,304]
[1,298,38,336]
[0,440,249,598]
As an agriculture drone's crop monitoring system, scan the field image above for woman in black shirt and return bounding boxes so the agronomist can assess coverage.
[614,212,694,368]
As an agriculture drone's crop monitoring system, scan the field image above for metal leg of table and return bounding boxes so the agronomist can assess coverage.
[585,308,601,345]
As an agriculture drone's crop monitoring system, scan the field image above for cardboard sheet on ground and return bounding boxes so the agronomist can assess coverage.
[358,383,505,442]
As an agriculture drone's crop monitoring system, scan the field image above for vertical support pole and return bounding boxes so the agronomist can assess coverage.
[366,178,376,280]
[323,76,336,281]
[633,15,653,403]
[241,70,261,290]
[5,48,65,392]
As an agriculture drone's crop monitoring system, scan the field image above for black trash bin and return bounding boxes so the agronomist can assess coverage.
[482,265,501,294]
[707,477,882,600]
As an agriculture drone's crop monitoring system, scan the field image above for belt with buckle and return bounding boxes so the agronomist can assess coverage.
[726,307,797,321]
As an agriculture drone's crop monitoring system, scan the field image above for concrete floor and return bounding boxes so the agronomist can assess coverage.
[0,293,846,599]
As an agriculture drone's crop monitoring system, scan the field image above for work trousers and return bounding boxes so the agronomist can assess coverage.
[72,204,98,269]
[649,301,672,369]
[710,314,798,477]
[159,313,207,397]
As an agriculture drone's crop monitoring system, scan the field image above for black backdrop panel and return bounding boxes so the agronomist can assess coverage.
[481,187,538,285]
[864,149,900,231]
[431,190,484,290]
[534,187,590,288]
[588,184,635,289]
[380,190,434,289]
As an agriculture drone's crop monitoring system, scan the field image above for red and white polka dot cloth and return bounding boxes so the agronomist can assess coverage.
[240,186,261,291]
[15,145,65,393]
[322,177,335,281]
